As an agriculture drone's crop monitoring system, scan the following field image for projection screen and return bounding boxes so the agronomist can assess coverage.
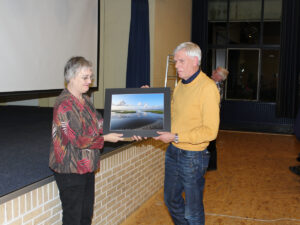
[0,0,99,95]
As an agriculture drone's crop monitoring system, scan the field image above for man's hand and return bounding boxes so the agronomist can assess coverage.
[153,131,175,143]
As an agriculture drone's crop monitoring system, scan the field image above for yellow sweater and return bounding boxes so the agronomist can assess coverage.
[172,70,220,151]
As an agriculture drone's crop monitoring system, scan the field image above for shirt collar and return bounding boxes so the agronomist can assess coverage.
[182,68,200,84]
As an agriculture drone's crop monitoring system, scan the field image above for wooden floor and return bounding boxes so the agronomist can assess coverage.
[121,131,300,225]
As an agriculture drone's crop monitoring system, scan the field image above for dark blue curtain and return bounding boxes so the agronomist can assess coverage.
[191,0,208,73]
[126,0,150,88]
[277,0,300,117]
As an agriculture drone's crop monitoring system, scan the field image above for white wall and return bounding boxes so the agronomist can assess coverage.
[152,0,192,87]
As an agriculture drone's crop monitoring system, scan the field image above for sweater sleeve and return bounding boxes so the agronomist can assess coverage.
[179,83,220,144]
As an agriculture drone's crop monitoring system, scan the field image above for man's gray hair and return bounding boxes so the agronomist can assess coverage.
[64,56,92,82]
[173,42,202,66]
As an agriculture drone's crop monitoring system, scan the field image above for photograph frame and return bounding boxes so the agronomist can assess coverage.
[103,87,171,137]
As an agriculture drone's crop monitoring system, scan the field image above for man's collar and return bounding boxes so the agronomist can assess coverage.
[182,68,200,84]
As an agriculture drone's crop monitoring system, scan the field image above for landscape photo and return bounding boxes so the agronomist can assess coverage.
[110,93,164,131]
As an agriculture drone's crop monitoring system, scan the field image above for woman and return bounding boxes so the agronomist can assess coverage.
[49,56,125,225]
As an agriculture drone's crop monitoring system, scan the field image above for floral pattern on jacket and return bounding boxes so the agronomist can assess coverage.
[49,89,104,174]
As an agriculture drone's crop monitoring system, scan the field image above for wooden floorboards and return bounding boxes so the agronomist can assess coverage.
[120,131,300,225]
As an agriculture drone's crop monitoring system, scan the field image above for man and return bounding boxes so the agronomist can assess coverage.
[211,66,229,100]
[207,66,229,171]
[154,42,220,225]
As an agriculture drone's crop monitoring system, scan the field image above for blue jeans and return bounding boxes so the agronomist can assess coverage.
[164,144,210,225]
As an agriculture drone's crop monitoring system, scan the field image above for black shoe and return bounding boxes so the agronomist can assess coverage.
[297,157,300,162]
[289,166,300,176]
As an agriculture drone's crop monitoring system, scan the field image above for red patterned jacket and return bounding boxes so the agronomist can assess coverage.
[49,89,104,174]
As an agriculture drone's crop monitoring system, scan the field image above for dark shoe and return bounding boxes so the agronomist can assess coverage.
[297,157,300,162]
[289,166,300,176]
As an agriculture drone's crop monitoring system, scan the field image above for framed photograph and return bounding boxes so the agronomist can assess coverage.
[103,87,171,137]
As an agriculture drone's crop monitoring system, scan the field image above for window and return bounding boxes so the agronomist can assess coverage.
[208,0,282,102]
[229,22,260,45]
[260,50,279,101]
[226,49,259,100]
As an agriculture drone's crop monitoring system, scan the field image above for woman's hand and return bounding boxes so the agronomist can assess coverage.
[103,133,124,143]
[131,135,147,141]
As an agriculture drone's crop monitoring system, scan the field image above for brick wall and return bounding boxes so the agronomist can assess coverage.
[0,140,167,225]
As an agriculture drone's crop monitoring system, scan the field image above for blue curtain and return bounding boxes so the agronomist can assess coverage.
[191,0,208,73]
[126,0,150,88]
[277,0,300,117]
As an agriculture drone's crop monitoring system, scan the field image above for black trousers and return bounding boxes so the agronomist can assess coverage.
[207,140,217,171]
[54,172,95,225]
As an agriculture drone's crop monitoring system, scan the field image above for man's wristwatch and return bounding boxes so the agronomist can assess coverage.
[174,133,179,143]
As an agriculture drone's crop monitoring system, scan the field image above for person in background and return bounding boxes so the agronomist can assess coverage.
[49,56,140,225]
[154,42,220,225]
[289,107,300,175]
[211,66,229,100]
[207,66,229,171]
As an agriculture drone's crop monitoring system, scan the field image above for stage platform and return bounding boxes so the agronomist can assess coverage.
[0,105,129,202]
